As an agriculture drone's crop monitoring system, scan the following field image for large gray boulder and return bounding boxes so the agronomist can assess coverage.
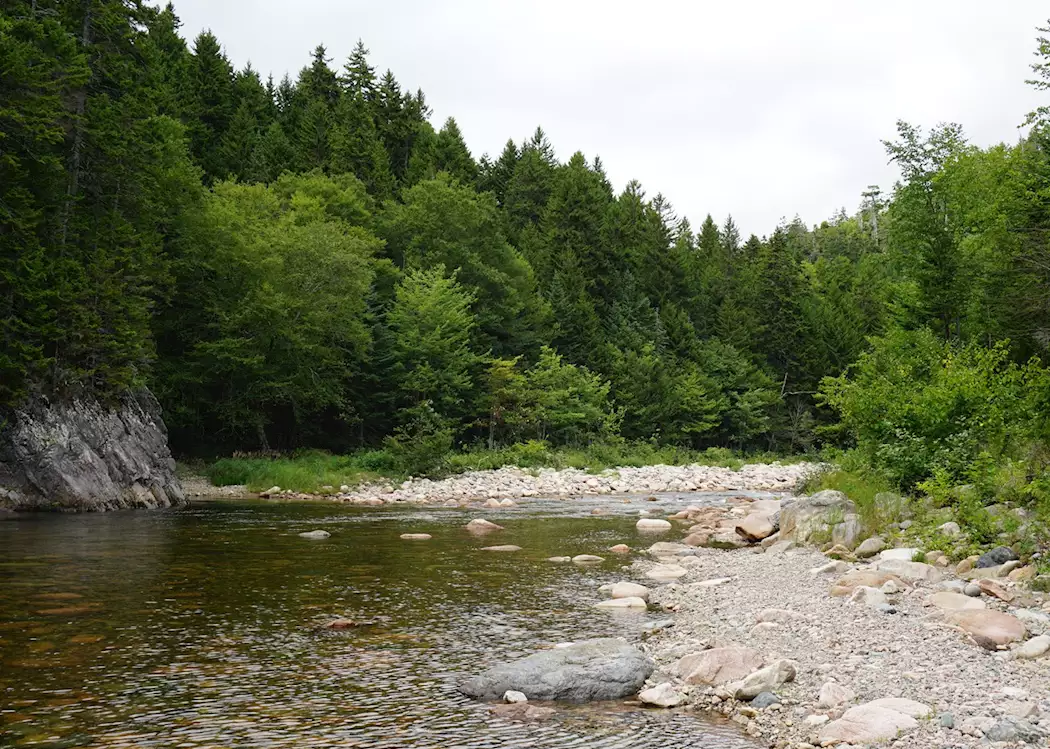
[0,389,184,511]
[458,638,654,702]
[779,490,861,548]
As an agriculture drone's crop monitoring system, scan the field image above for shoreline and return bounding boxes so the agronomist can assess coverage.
[187,461,821,504]
[621,496,1050,748]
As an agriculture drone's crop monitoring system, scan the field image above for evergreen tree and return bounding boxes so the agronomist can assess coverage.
[187,31,235,182]
[434,117,478,185]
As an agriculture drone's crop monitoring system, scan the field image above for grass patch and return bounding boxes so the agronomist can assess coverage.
[199,441,803,494]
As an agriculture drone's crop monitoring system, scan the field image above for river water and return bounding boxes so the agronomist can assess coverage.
[0,495,763,749]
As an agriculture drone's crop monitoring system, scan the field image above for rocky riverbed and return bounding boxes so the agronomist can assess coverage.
[251,462,818,504]
[609,494,1050,749]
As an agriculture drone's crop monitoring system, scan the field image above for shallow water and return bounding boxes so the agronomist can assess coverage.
[0,494,764,748]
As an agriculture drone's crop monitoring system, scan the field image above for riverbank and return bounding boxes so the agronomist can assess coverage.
[189,461,819,503]
[621,495,1050,748]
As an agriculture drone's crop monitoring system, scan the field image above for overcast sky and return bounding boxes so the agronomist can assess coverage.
[170,1,1048,237]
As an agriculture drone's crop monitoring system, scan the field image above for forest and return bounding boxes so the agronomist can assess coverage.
[4,1,1050,516]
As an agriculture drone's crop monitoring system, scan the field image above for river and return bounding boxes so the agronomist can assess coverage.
[0,495,764,748]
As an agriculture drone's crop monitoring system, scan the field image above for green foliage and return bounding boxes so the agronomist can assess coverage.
[383,402,454,477]
[205,450,389,493]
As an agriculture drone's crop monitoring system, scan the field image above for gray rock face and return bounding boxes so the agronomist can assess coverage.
[976,546,1018,568]
[458,638,654,702]
[778,490,860,547]
[0,389,184,511]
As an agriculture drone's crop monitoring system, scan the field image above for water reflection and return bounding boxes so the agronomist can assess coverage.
[0,496,762,748]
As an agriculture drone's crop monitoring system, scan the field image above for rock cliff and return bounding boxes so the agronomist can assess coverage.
[0,389,185,511]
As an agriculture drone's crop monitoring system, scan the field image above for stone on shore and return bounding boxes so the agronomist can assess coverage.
[818,699,930,745]
[948,609,1027,647]
[874,558,942,582]
[636,518,672,531]
[458,637,654,702]
[400,533,432,540]
[298,529,330,539]
[728,658,797,700]
[983,716,1048,744]
[879,547,920,561]
[854,536,885,558]
[610,581,650,601]
[547,556,571,563]
[608,544,631,554]
[976,546,1019,568]
[778,490,858,546]
[703,528,750,549]
[638,682,684,707]
[926,591,986,611]
[482,545,521,552]
[676,646,764,685]
[977,578,1015,602]
[752,692,781,708]
[736,513,776,542]
[1013,634,1050,660]
[465,518,503,533]
[850,586,888,608]
[646,563,688,581]
[818,681,855,709]
[829,570,902,596]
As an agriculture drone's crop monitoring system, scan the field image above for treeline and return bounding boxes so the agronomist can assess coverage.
[5,2,1050,493]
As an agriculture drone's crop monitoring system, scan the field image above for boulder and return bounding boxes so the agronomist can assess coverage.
[465,518,504,534]
[572,554,605,565]
[503,690,528,703]
[400,533,432,540]
[818,681,855,709]
[638,682,684,708]
[778,490,858,546]
[676,646,764,685]
[482,545,522,552]
[818,700,926,745]
[728,659,797,700]
[298,530,331,539]
[976,546,1018,568]
[938,521,962,537]
[855,536,886,558]
[636,518,672,531]
[831,514,863,549]
[610,581,650,601]
[925,592,985,611]
[948,609,1027,646]
[645,563,688,581]
[736,513,776,542]
[458,638,654,702]
[594,596,647,609]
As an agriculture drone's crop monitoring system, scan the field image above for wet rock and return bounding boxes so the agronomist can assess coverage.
[638,682,684,707]
[465,518,503,533]
[636,518,672,531]
[571,554,604,565]
[400,533,432,540]
[489,702,556,721]
[976,546,1018,568]
[458,637,654,702]
[594,596,647,609]
[728,658,797,700]
[547,556,571,563]
[298,530,331,539]
[676,646,765,685]
[610,581,650,601]
[481,545,522,552]
[645,563,688,581]
[855,536,886,558]
[818,681,855,709]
